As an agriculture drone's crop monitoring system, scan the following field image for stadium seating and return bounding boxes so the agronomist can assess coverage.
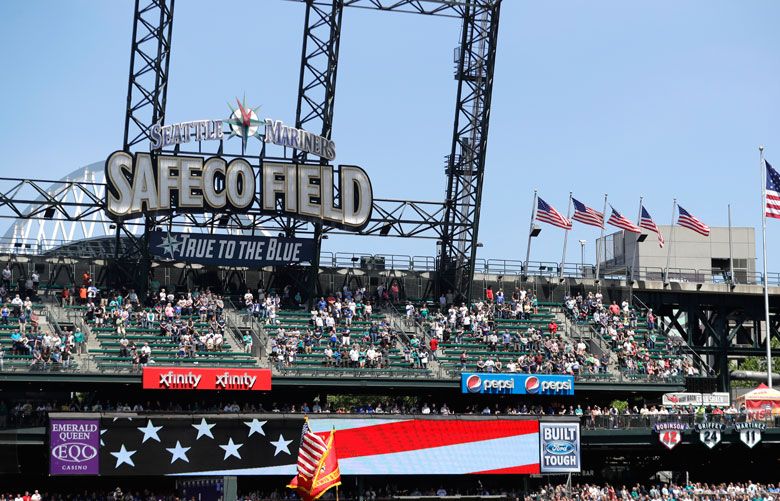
[68,302,259,370]
[264,308,432,378]
[564,293,694,381]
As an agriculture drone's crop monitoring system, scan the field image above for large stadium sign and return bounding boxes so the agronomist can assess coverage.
[50,415,552,476]
[106,96,372,230]
[105,153,373,230]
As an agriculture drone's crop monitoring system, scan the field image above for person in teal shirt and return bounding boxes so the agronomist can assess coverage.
[73,329,85,354]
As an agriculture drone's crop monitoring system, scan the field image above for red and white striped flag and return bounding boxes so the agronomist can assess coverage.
[765,160,780,219]
[535,197,572,229]
[677,205,710,237]
[640,206,664,247]
[572,198,604,228]
[607,206,641,233]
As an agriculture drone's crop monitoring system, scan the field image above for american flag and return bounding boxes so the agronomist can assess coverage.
[607,206,641,233]
[677,205,710,237]
[640,206,665,247]
[95,415,542,476]
[535,197,572,229]
[296,420,328,479]
[572,198,604,228]
[765,160,780,219]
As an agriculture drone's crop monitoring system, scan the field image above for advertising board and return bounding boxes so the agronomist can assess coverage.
[49,419,100,475]
[461,373,574,396]
[142,367,272,391]
[539,422,581,473]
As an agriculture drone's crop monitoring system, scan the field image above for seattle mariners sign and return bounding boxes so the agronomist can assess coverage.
[106,96,373,230]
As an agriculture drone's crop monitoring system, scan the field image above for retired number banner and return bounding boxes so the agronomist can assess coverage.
[148,231,314,267]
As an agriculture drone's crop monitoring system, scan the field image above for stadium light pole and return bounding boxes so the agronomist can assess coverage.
[579,239,586,276]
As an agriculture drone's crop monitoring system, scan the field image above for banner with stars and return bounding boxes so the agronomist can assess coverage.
[148,231,315,267]
[96,415,303,476]
[51,414,544,476]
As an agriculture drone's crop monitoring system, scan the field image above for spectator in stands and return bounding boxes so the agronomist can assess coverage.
[1,265,10,290]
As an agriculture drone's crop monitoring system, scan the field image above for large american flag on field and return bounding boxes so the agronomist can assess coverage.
[765,160,780,219]
[535,197,572,229]
[640,206,665,248]
[677,205,710,236]
[95,416,542,476]
[572,198,604,228]
[607,206,641,233]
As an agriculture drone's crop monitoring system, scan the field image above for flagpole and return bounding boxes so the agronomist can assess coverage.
[760,145,773,388]
[595,193,608,282]
[728,203,735,285]
[665,199,677,283]
[629,196,643,282]
[524,190,538,279]
[559,192,573,279]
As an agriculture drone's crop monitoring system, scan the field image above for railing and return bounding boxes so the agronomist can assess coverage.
[1,238,780,287]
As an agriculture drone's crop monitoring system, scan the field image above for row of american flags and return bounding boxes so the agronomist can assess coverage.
[536,159,780,246]
[536,196,703,246]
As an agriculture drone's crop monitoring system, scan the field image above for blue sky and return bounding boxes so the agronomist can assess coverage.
[1,1,779,268]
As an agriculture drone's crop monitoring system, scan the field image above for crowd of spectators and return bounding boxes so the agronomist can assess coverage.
[6,482,779,501]
[81,285,230,365]
[264,289,418,370]
[527,482,780,500]
[564,293,698,379]
[5,325,83,369]
[408,289,608,376]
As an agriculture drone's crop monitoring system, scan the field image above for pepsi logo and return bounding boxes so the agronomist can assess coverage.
[466,375,482,393]
[524,376,540,394]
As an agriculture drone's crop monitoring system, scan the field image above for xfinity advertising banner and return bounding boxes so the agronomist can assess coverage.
[49,419,100,475]
[149,231,314,267]
[142,367,272,391]
[539,422,581,473]
[461,373,575,396]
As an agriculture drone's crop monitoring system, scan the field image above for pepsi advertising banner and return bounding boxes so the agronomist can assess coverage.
[461,373,574,396]
[539,422,581,473]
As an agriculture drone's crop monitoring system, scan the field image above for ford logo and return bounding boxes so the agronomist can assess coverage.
[51,443,98,463]
[545,441,575,455]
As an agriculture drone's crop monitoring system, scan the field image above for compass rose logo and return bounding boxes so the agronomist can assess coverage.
[226,96,262,153]
[156,232,183,259]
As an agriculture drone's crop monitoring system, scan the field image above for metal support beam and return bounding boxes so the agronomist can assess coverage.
[438,0,501,302]
[292,0,345,300]
[120,0,175,294]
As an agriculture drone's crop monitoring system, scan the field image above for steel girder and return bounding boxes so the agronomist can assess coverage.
[636,290,780,392]
[2,0,501,302]
[438,0,501,301]
[286,0,474,17]
[123,0,174,151]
